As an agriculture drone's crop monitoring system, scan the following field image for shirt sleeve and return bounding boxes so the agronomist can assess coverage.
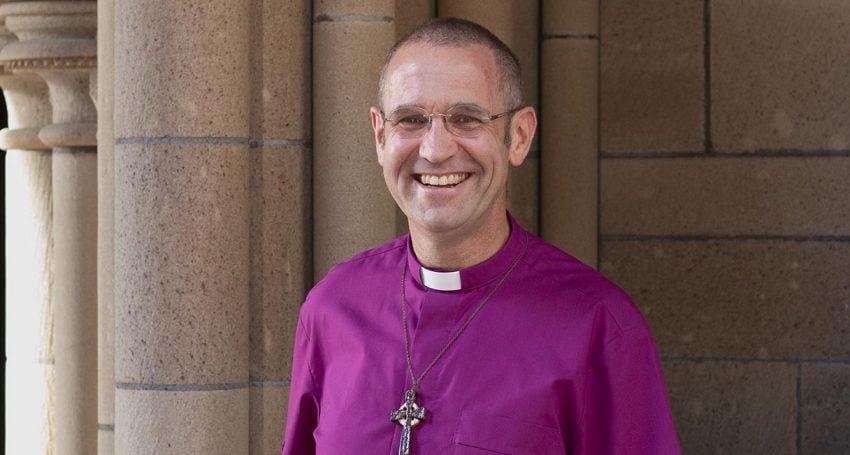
[575,305,681,455]
[281,316,319,455]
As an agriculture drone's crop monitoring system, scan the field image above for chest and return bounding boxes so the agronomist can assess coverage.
[312,294,589,454]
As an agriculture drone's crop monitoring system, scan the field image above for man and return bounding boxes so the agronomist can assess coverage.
[283,18,680,454]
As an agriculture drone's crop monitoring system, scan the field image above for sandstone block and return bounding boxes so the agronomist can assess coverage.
[712,0,850,151]
[664,360,797,455]
[801,363,850,454]
[250,385,290,455]
[115,388,249,455]
[601,157,850,236]
[601,240,850,359]
[249,145,311,380]
[601,0,703,152]
[115,143,250,384]
[540,38,598,266]
[114,0,250,138]
[543,0,598,36]
[253,0,311,140]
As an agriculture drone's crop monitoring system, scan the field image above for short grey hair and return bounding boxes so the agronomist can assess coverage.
[377,18,524,113]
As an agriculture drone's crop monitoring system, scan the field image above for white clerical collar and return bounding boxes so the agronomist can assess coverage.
[419,267,462,291]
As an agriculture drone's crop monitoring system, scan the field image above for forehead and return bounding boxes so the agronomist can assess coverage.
[382,42,500,109]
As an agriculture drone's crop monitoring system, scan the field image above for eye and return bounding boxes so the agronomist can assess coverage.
[448,114,483,129]
[397,114,429,126]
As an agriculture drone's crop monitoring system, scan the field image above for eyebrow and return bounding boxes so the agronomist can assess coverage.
[389,102,487,112]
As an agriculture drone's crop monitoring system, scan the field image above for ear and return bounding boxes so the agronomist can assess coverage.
[370,106,386,166]
[507,106,537,167]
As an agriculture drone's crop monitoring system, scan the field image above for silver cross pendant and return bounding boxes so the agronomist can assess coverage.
[390,389,427,455]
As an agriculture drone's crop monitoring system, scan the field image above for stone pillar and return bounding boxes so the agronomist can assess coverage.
[0,16,54,455]
[1,2,99,454]
[313,0,396,278]
[395,0,433,39]
[113,0,251,453]
[96,0,114,452]
[540,0,599,266]
[437,0,540,233]
[247,0,311,453]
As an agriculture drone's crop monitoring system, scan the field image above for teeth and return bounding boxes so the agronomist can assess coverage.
[419,173,468,186]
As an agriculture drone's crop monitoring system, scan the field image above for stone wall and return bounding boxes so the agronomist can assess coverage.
[598,1,850,453]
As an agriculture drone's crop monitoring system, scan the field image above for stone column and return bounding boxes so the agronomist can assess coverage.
[247,0,311,453]
[113,0,251,453]
[540,0,599,266]
[96,0,114,452]
[313,0,396,278]
[437,0,540,233]
[395,0,433,39]
[0,16,54,455]
[1,2,99,454]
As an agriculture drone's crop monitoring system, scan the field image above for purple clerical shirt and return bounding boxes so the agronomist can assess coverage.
[283,214,681,454]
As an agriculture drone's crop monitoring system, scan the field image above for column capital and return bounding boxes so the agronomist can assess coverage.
[0,1,96,69]
[0,1,97,148]
[0,20,51,151]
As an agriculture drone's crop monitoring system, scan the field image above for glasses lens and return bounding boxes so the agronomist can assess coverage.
[388,107,429,137]
[446,105,488,136]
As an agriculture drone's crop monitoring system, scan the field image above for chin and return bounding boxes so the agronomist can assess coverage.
[410,209,473,234]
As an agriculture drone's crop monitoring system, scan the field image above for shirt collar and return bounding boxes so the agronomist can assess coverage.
[406,213,526,292]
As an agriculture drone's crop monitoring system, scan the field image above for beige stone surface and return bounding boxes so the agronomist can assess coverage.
[0,74,51,132]
[601,240,850,359]
[114,0,250,138]
[53,148,98,455]
[542,0,598,36]
[314,0,394,18]
[97,0,116,451]
[115,388,249,455]
[250,385,289,455]
[712,0,850,151]
[395,0,432,38]
[801,363,850,454]
[540,38,598,266]
[253,0,310,140]
[38,69,97,124]
[98,430,114,455]
[250,145,310,380]
[39,121,97,147]
[313,20,397,279]
[0,126,47,150]
[115,143,250,384]
[664,360,797,455]
[0,1,96,19]
[95,0,115,455]
[600,0,703,152]
[601,157,850,236]
[507,155,538,233]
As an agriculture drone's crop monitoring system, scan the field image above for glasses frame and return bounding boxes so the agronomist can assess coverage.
[379,105,522,138]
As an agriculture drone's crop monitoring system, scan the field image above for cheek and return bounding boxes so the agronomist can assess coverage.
[385,139,419,168]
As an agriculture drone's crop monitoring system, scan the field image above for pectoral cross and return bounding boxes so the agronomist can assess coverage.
[390,389,427,455]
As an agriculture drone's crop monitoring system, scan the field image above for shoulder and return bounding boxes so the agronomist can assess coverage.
[300,235,407,318]
[519,232,646,334]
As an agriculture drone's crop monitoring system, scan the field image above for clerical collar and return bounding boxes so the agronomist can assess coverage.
[406,213,525,292]
[419,267,462,291]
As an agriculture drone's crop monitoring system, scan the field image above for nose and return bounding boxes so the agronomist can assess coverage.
[418,115,457,163]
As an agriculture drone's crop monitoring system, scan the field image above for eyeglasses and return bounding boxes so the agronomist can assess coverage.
[380,104,520,139]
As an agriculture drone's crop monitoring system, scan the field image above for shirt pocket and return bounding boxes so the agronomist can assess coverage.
[453,409,565,454]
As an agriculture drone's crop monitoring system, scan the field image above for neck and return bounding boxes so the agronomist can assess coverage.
[409,212,511,270]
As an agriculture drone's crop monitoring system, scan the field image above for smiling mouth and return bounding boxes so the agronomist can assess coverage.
[416,173,470,187]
